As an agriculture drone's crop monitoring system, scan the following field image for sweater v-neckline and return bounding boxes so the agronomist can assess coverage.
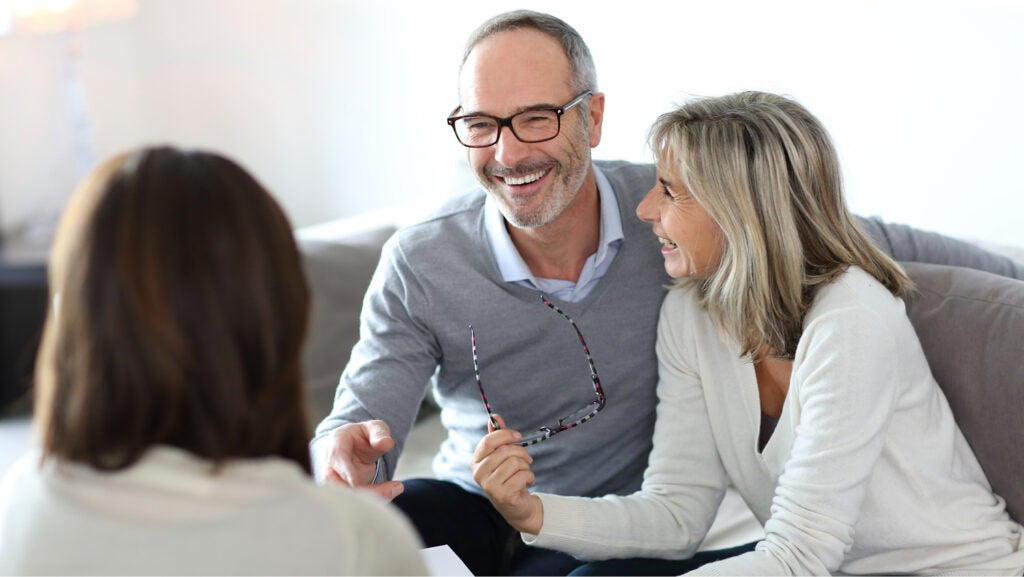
[739,358,793,462]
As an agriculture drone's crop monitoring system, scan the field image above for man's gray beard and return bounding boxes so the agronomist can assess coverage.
[495,189,572,228]
[488,158,589,229]
[482,119,592,228]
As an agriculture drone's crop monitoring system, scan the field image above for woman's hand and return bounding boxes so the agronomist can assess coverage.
[470,415,545,535]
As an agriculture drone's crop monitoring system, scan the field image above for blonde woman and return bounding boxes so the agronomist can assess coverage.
[471,92,1024,575]
[0,146,426,575]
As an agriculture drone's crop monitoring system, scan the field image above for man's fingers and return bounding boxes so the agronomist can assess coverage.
[337,421,393,465]
[323,421,393,488]
[365,420,396,451]
[355,480,405,502]
[323,468,403,502]
[321,467,347,486]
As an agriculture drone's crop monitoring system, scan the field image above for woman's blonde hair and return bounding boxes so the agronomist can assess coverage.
[649,91,913,359]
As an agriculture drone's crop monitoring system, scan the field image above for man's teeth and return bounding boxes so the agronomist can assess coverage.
[503,170,548,186]
[659,237,677,248]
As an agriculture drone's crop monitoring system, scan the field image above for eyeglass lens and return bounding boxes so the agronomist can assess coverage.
[452,109,561,147]
[517,399,604,445]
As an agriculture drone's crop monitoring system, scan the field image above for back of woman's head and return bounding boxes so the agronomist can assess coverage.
[650,91,911,358]
[36,146,313,472]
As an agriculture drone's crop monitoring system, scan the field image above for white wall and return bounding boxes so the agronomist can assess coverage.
[1,0,1022,249]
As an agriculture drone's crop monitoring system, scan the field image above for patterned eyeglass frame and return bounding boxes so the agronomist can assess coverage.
[469,294,606,447]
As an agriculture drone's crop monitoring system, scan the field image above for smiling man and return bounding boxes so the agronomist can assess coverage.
[313,13,674,575]
[310,10,1024,577]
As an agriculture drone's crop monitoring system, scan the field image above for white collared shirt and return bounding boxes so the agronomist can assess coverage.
[483,164,624,302]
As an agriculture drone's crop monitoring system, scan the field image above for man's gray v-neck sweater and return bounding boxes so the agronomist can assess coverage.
[315,160,670,498]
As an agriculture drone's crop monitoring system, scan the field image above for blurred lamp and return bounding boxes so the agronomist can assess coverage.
[6,0,136,35]
[0,0,136,250]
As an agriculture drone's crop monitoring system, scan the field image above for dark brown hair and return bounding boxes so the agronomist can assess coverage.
[35,146,313,472]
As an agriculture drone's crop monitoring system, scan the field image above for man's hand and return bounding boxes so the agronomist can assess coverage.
[319,420,404,501]
[470,415,544,535]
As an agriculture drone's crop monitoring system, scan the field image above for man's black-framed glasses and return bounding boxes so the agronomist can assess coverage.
[447,90,593,148]
[469,294,606,447]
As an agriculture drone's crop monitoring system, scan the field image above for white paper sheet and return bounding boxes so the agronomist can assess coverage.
[420,544,474,576]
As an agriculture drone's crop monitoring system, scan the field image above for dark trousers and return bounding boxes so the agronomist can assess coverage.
[393,478,583,576]
[392,478,757,576]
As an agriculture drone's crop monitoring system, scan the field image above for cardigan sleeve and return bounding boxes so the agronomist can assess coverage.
[526,289,729,560]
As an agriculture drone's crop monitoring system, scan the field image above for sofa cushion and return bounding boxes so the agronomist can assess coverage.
[901,262,1024,523]
[298,226,395,431]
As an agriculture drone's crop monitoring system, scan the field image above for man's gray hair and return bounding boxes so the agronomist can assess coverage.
[460,10,598,94]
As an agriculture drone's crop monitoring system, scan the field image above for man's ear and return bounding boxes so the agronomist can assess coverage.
[587,92,605,148]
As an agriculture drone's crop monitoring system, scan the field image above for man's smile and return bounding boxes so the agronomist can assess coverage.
[502,169,550,186]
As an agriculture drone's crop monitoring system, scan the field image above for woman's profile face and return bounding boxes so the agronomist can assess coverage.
[636,158,724,279]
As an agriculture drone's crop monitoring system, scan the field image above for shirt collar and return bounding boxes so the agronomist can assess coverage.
[484,164,624,284]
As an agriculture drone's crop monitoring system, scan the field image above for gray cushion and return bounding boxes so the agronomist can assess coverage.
[298,226,395,432]
[902,262,1024,523]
